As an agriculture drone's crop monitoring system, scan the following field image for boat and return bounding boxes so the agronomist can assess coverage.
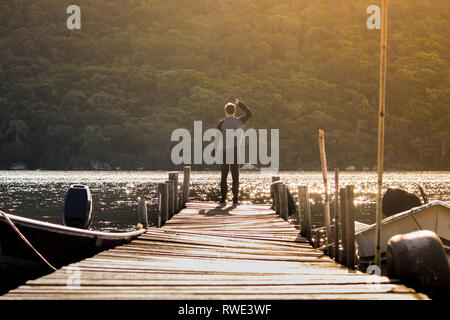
[355,200,450,266]
[0,212,146,291]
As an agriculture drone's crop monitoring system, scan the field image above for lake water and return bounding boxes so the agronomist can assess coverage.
[0,171,448,231]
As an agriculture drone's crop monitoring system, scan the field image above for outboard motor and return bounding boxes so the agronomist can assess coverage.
[63,184,93,229]
[382,188,422,217]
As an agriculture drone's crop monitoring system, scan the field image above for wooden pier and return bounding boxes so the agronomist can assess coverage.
[2,201,427,300]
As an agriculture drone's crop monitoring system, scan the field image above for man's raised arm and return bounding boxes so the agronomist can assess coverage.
[235,98,252,125]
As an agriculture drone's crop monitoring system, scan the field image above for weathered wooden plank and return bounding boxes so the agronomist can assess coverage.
[2,291,427,300]
[27,272,394,282]
[6,284,419,296]
[93,251,325,263]
[55,265,354,276]
[27,276,395,286]
[59,260,356,273]
[73,257,338,271]
[141,230,307,246]
[115,243,318,255]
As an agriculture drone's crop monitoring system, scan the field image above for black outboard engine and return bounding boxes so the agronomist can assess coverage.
[63,184,93,229]
[382,188,422,217]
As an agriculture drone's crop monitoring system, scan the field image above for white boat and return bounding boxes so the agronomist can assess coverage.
[355,200,450,265]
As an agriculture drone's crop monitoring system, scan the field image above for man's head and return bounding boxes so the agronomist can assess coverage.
[224,102,236,117]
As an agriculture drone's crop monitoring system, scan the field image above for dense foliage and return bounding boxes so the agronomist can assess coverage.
[0,0,448,170]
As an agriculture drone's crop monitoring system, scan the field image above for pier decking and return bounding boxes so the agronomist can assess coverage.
[2,202,427,300]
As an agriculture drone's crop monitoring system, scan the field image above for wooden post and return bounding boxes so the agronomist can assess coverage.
[278,183,288,221]
[270,183,276,210]
[168,172,179,214]
[270,181,281,212]
[183,166,191,207]
[154,198,162,228]
[318,129,331,245]
[345,185,355,269]
[272,181,281,215]
[147,197,161,228]
[334,168,340,261]
[272,176,281,211]
[375,0,388,268]
[314,229,321,249]
[158,183,169,226]
[166,180,174,219]
[339,187,347,266]
[137,198,148,228]
[298,186,312,243]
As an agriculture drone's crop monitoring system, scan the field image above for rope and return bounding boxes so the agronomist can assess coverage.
[411,213,423,230]
[0,210,57,271]
[418,184,428,204]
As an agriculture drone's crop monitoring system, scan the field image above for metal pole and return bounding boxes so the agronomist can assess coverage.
[375,0,388,267]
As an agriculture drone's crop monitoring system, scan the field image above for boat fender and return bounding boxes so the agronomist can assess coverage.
[386,230,449,295]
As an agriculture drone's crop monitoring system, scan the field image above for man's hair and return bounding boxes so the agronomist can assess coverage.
[224,103,236,115]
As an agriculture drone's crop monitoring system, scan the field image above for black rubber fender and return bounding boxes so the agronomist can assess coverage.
[386,230,449,295]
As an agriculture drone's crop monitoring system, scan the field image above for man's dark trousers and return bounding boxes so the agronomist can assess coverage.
[220,148,239,202]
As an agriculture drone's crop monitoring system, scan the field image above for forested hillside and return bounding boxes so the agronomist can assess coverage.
[0,0,448,170]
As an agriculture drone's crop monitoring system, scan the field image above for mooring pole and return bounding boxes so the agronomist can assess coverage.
[339,187,347,266]
[270,177,281,211]
[138,197,148,228]
[298,185,312,243]
[168,172,179,214]
[318,129,331,245]
[334,168,340,261]
[375,0,388,267]
[158,182,169,226]
[273,181,281,215]
[166,180,175,219]
[278,183,288,221]
[345,185,355,269]
[183,166,191,207]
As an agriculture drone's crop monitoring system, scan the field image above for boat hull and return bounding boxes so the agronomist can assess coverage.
[355,201,450,266]
[0,212,146,291]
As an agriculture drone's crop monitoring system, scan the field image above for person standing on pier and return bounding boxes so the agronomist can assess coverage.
[217,98,253,205]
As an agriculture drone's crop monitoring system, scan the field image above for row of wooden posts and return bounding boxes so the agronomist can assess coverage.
[270,171,357,269]
[138,166,191,228]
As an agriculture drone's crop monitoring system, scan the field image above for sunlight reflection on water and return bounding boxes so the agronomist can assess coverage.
[0,170,448,231]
